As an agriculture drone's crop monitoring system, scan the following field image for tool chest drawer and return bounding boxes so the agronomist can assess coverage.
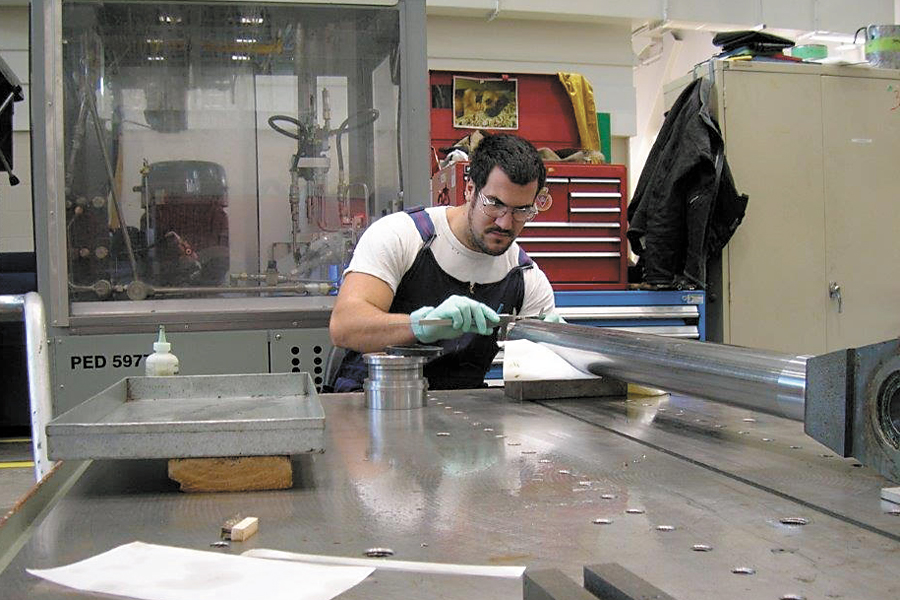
[518,163,628,290]
[553,290,706,340]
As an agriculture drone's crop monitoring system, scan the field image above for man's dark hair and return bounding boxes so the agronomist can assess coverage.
[468,133,546,196]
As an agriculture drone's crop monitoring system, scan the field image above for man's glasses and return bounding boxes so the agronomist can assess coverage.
[478,192,538,223]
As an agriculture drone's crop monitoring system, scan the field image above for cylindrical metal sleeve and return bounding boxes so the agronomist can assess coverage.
[508,321,808,421]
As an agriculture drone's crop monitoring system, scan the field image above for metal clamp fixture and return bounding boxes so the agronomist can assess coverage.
[806,338,900,482]
[363,345,442,410]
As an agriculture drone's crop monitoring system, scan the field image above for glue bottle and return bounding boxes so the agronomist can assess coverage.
[145,325,179,376]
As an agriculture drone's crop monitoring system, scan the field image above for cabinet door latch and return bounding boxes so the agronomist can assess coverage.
[829,281,843,314]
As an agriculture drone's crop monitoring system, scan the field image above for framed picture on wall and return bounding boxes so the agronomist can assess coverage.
[452,76,518,130]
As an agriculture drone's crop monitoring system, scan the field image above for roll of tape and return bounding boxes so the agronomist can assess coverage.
[791,44,828,60]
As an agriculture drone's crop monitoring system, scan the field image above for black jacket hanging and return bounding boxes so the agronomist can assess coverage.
[627,76,748,289]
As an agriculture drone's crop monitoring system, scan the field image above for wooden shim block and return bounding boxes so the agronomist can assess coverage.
[881,486,900,505]
[167,456,292,493]
[229,517,259,541]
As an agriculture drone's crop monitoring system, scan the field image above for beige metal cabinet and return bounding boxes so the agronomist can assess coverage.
[665,61,900,355]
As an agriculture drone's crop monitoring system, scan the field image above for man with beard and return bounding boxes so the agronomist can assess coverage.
[329,133,561,392]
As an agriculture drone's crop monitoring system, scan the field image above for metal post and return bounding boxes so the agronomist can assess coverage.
[0,293,54,480]
[508,320,808,421]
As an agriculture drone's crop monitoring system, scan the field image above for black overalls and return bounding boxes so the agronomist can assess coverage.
[332,206,533,392]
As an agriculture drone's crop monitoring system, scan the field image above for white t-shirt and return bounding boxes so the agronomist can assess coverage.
[345,206,555,316]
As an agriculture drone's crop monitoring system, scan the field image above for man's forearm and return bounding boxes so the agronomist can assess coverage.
[330,305,419,354]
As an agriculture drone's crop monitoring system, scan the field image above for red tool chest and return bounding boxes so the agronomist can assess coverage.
[431,161,628,290]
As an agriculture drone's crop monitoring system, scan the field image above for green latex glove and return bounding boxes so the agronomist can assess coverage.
[542,312,566,324]
[410,295,501,344]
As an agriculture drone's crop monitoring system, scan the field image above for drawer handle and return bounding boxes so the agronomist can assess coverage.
[558,306,699,319]
[527,252,621,258]
[570,192,622,198]
[525,221,620,228]
[520,237,621,243]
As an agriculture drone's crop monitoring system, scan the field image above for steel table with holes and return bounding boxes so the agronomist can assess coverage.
[0,388,898,599]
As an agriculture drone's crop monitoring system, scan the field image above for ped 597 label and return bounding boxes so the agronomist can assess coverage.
[70,354,150,370]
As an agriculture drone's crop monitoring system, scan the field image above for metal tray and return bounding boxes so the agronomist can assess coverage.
[46,373,325,459]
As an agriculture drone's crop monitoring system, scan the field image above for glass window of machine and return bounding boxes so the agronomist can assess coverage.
[60,1,402,307]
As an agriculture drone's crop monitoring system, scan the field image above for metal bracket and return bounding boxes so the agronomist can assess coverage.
[523,569,597,600]
[522,565,680,600]
[583,564,678,600]
[806,338,900,482]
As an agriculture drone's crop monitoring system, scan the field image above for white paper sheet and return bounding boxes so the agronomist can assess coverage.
[244,548,526,579]
[501,339,596,381]
[27,541,374,600]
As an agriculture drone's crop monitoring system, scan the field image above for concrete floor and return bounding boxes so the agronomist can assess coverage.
[0,438,37,516]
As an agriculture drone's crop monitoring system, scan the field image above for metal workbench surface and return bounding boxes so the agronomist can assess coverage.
[1,389,899,599]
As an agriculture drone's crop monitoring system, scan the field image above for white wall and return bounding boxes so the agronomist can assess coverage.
[0,5,31,253]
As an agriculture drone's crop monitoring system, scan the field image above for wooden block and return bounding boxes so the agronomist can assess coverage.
[881,486,900,505]
[228,517,259,541]
[167,456,292,493]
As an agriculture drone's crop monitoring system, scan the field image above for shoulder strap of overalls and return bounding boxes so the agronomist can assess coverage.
[516,246,533,268]
[405,206,437,248]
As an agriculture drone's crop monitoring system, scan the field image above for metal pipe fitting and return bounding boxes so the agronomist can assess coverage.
[363,353,429,410]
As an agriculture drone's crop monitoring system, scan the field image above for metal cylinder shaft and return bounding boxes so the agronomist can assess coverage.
[508,321,808,421]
